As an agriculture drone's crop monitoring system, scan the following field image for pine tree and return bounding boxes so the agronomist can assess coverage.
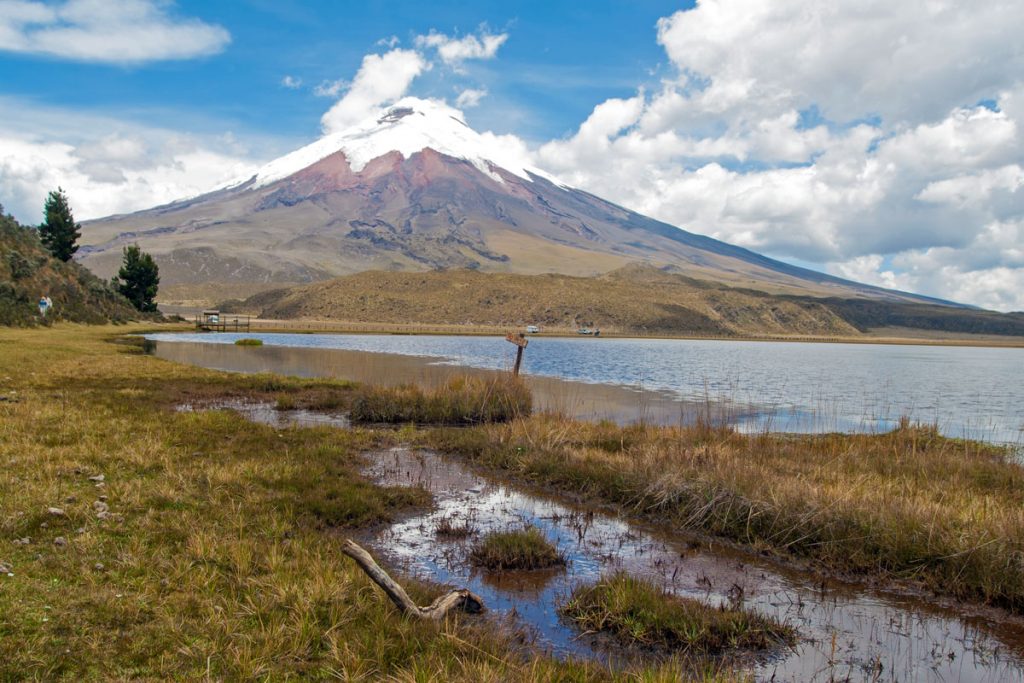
[116,244,160,312]
[39,188,82,262]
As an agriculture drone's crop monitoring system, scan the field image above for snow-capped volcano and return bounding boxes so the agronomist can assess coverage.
[241,97,558,189]
[78,98,947,307]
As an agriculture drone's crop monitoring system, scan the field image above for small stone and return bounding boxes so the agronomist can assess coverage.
[88,474,105,483]
[0,561,11,573]
[94,562,105,571]
[13,537,30,545]
[96,511,110,520]
[159,578,169,588]
[46,507,66,517]
[40,522,48,529]
[93,501,109,514]
[64,495,77,504]
[98,495,108,502]
[76,527,86,534]
[53,537,67,547]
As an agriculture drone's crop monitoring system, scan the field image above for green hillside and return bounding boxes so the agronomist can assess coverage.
[0,208,141,326]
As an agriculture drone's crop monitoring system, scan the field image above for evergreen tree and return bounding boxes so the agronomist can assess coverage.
[116,244,160,312]
[39,187,82,262]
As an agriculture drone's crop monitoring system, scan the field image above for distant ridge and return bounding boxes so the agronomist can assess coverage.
[220,267,1024,338]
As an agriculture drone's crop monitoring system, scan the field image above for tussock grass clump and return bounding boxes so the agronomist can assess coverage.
[435,515,477,539]
[234,337,263,346]
[427,414,1024,612]
[470,526,565,571]
[562,573,795,653]
[351,374,531,425]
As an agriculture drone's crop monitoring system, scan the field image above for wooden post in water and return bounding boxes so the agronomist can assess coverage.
[505,331,529,377]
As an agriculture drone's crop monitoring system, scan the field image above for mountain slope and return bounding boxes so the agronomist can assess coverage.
[0,211,140,326]
[80,98,950,307]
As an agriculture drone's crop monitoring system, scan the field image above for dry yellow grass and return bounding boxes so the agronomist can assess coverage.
[426,415,1024,611]
[223,266,861,337]
[0,324,743,682]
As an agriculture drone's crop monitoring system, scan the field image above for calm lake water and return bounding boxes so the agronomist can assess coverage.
[144,332,1024,444]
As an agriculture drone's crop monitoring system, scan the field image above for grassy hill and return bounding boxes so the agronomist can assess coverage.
[0,209,141,326]
[222,265,1024,339]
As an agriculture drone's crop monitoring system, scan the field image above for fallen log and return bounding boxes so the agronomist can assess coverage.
[341,538,485,620]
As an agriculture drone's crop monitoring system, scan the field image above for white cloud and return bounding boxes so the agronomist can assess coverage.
[455,87,487,108]
[528,0,1024,310]
[0,0,230,63]
[415,29,507,68]
[320,49,428,134]
[280,75,302,89]
[313,78,346,98]
[0,101,259,223]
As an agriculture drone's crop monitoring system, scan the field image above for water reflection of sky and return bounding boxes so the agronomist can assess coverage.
[145,332,1024,444]
[363,447,1024,682]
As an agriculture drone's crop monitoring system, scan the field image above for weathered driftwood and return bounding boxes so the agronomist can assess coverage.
[341,538,485,620]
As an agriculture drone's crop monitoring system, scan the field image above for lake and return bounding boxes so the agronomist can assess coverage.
[144,332,1024,444]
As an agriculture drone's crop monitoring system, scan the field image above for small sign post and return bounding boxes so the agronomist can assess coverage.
[505,331,529,377]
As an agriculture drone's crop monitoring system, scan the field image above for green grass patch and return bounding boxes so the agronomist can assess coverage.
[470,526,565,571]
[561,573,795,653]
[234,337,263,346]
[351,374,531,425]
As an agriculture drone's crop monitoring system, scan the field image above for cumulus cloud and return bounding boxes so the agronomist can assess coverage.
[531,0,1024,310]
[280,75,302,89]
[320,49,428,133]
[455,87,487,108]
[415,29,507,68]
[0,101,258,222]
[0,0,230,63]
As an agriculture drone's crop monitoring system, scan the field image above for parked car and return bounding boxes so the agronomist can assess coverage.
[526,325,540,334]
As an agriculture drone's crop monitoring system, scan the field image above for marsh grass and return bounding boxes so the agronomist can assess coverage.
[351,374,532,425]
[426,414,1024,612]
[470,526,566,571]
[436,514,477,539]
[234,337,263,346]
[0,324,743,682]
[561,573,795,653]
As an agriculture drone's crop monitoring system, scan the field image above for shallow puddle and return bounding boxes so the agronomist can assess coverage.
[175,399,351,429]
[360,446,1024,682]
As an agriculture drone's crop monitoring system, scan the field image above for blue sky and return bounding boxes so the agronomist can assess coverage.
[1,1,1023,311]
[1,1,685,145]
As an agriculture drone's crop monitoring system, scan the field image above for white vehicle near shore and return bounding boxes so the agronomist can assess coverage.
[526,325,540,333]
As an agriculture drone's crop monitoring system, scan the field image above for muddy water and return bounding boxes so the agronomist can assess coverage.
[175,399,351,429]
[148,339,755,427]
[360,446,1024,682]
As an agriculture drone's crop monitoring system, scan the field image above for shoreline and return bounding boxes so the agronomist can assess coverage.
[156,316,1024,349]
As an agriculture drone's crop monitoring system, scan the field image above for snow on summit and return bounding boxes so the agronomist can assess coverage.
[245,97,560,188]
